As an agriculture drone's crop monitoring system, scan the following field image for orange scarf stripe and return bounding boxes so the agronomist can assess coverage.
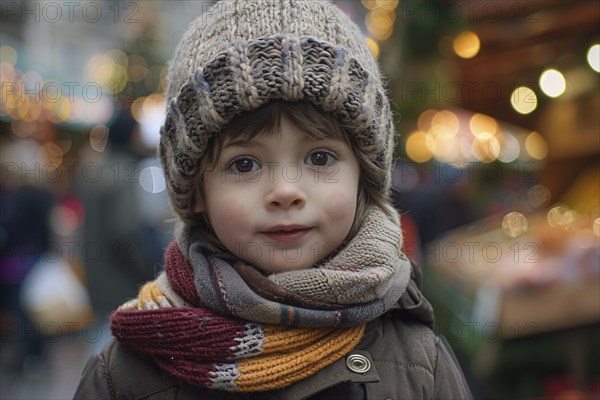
[236,324,365,391]
[261,325,336,354]
[137,282,168,309]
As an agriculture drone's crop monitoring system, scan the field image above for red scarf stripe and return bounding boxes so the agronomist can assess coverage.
[111,307,252,362]
[165,241,203,306]
[154,357,217,388]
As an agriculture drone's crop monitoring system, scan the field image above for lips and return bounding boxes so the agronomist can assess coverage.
[260,225,312,244]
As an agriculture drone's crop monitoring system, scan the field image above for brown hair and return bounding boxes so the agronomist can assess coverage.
[191,100,396,258]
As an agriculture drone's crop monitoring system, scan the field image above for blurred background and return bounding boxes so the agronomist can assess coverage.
[1,1,598,399]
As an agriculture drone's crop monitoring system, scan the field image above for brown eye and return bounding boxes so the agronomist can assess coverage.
[307,151,334,166]
[231,158,259,173]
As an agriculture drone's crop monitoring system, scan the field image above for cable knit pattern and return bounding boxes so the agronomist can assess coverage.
[158,0,395,221]
[270,207,408,304]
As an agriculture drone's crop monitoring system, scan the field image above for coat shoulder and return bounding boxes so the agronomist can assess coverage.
[74,340,184,399]
[358,312,472,399]
[359,312,438,397]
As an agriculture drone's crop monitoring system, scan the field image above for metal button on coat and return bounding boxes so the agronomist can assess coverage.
[346,354,371,373]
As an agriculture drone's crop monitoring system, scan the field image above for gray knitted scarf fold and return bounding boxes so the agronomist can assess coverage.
[173,206,412,327]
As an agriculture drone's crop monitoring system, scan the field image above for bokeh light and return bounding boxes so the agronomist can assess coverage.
[547,205,577,229]
[496,132,520,163]
[527,185,551,209]
[90,124,109,152]
[405,131,433,163]
[139,166,166,193]
[430,110,460,139]
[375,0,399,11]
[502,212,528,238]
[366,37,380,58]
[11,120,36,138]
[471,135,500,163]
[525,131,548,160]
[511,86,537,114]
[366,8,395,41]
[417,109,437,132]
[431,134,461,163]
[539,69,566,98]
[587,44,600,73]
[361,0,378,9]
[453,31,480,59]
[469,113,498,140]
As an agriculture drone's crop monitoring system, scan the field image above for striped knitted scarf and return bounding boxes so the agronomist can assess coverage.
[111,207,411,392]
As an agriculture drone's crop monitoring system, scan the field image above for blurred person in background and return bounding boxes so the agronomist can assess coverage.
[74,107,160,355]
[0,159,53,373]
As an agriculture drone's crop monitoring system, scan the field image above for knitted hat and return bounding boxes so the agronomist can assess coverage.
[159,0,396,221]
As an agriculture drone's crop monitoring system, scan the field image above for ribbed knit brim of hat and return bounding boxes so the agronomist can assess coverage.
[159,0,396,222]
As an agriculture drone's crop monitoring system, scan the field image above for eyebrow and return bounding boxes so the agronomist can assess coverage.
[223,139,259,149]
[223,134,328,149]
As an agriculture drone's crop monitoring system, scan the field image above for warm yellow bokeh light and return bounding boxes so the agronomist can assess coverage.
[366,9,395,41]
[375,0,399,11]
[511,86,537,114]
[430,110,460,139]
[453,31,480,59]
[142,93,165,121]
[405,131,433,163]
[86,54,115,83]
[417,109,437,132]
[106,49,128,67]
[86,50,129,92]
[55,100,71,122]
[431,134,460,163]
[469,113,498,139]
[502,212,528,238]
[131,97,146,123]
[471,135,500,163]
[539,69,566,98]
[366,37,380,58]
[361,0,378,10]
[525,131,548,160]
[587,44,599,73]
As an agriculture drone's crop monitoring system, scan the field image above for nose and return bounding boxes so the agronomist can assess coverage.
[265,178,307,210]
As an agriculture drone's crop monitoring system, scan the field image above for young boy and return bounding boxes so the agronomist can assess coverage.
[74,1,472,399]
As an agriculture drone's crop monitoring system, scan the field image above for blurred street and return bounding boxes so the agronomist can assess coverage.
[1,333,91,400]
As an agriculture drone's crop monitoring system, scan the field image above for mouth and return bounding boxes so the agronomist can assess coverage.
[260,225,312,244]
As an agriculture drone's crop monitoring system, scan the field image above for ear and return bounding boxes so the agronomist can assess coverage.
[192,185,206,213]
[193,197,205,213]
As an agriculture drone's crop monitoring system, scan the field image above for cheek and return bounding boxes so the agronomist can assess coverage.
[321,185,358,222]
[207,197,251,241]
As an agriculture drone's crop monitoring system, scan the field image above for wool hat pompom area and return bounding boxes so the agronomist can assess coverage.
[159,0,396,222]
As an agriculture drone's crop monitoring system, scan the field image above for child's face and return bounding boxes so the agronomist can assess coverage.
[195,117,360,273]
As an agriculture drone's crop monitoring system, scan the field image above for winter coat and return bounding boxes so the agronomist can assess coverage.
[73,263,472,400]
